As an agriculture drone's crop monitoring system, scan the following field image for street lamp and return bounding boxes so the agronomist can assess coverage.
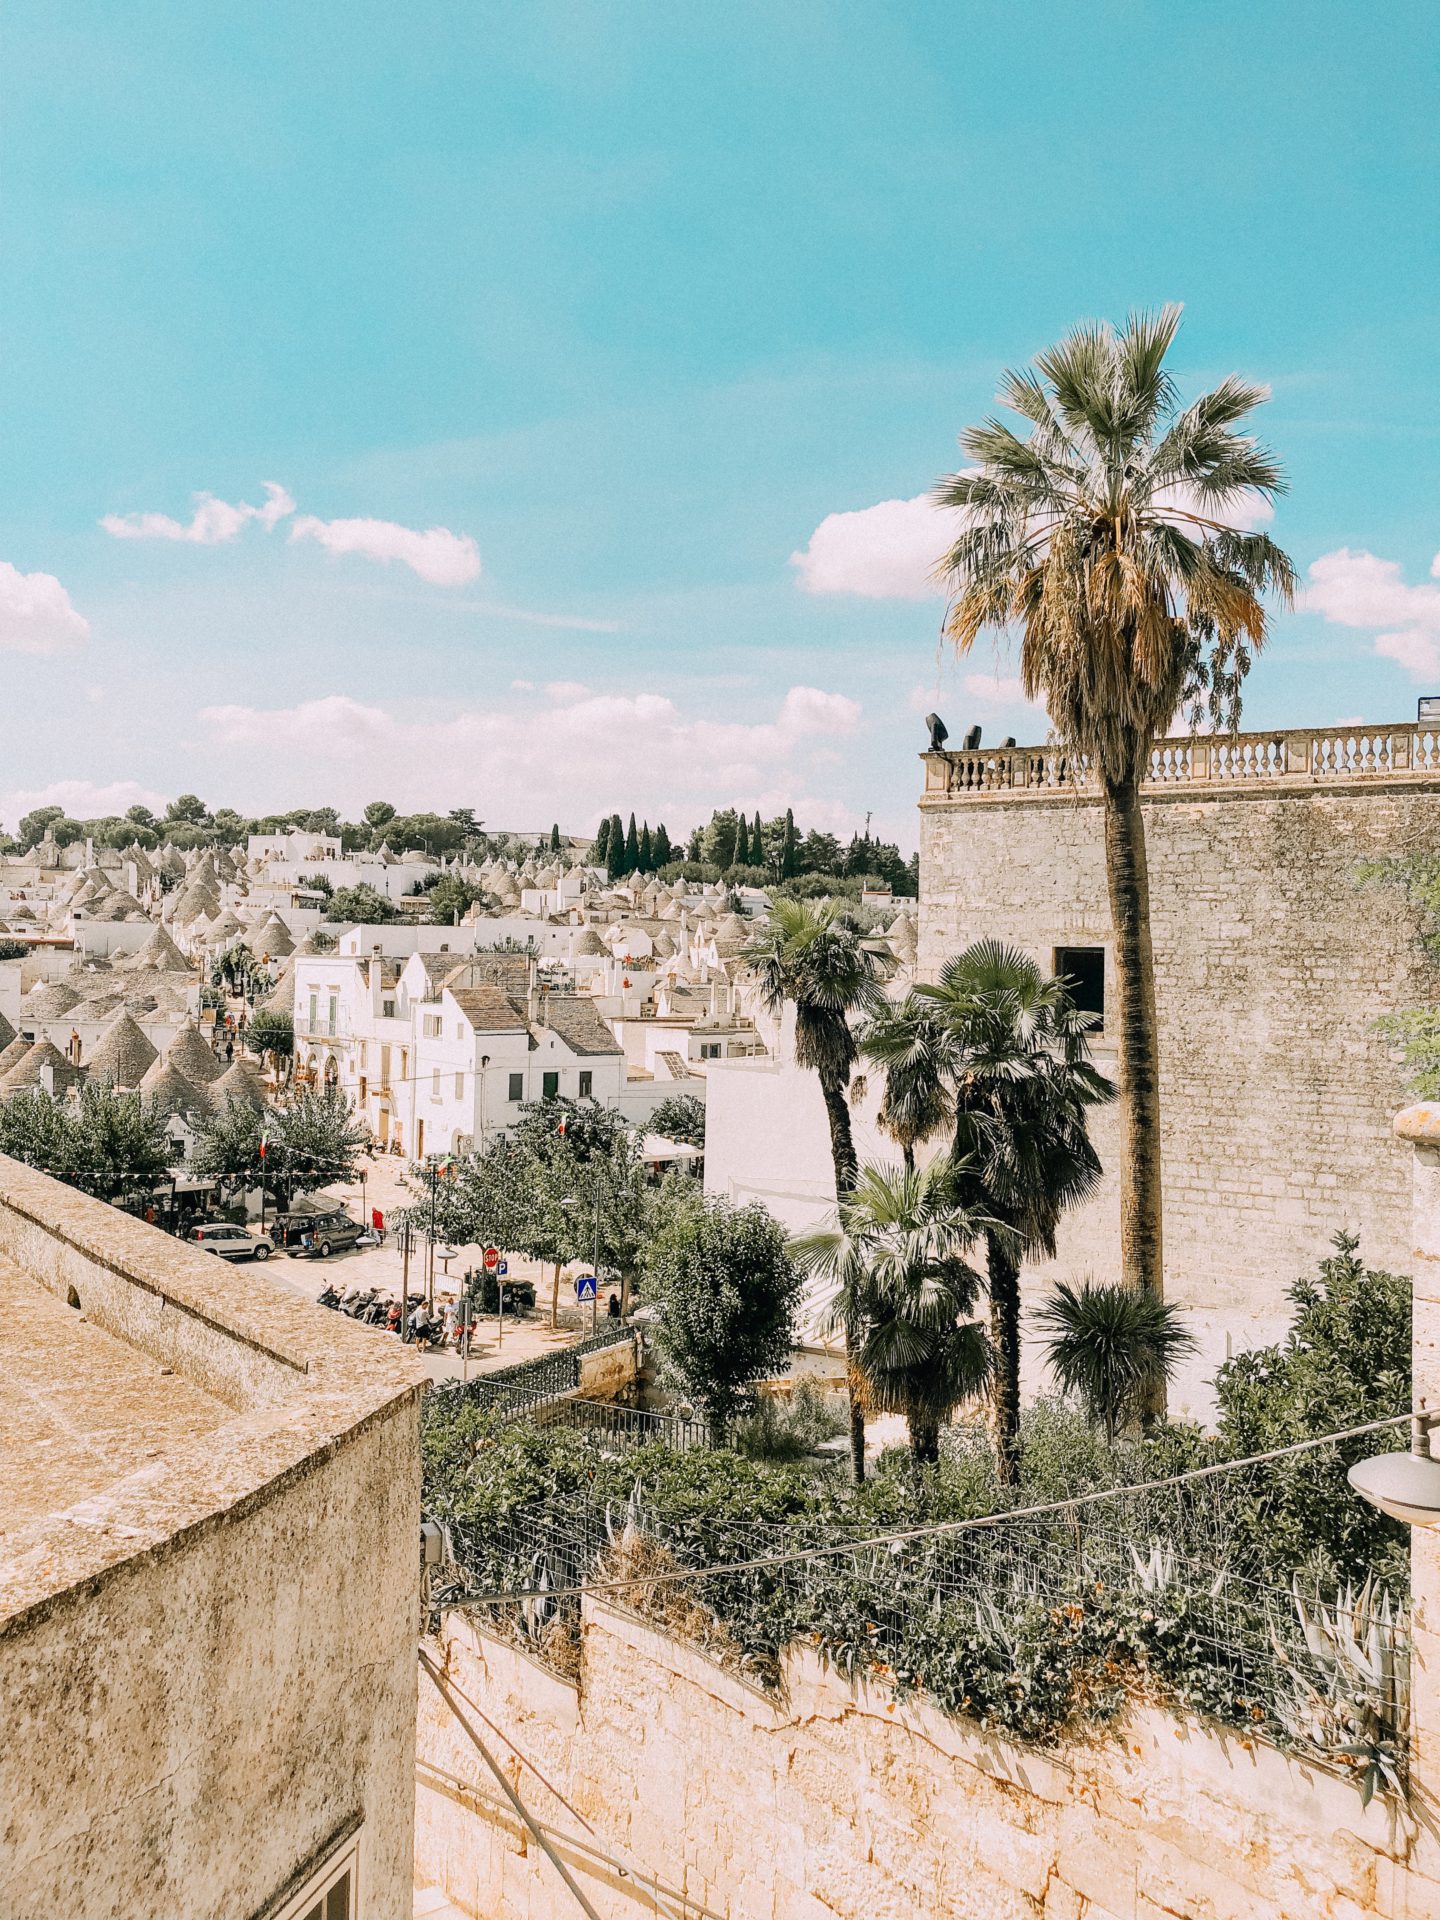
[1348,1407,1440,1527]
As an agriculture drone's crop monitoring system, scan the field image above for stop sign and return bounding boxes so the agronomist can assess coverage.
[483,1246,500,1271]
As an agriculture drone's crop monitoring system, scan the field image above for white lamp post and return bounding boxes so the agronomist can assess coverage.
[1348,1406,1440,1527]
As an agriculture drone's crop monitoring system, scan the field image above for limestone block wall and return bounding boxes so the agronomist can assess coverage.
[416,1604,1438,1919]
[920,780,1440,1410]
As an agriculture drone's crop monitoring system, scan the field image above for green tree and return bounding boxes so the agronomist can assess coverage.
[918,941,1113,1480]
[792,1162,991,1465]
[194,1087,366,1208]
[861,992,954,1168]
[686,826,704,862]
[751,811,765,869]
[650,1092,707,1149]
[0,1088,81,1181]
[781,808,799,878]
[606,812,626,881]
[428,873,490,924]
[734,812,750,867]
[328,883,399,925]
[18,804,65,848]
[0,938,27,962]
[638,822,653,872]
[703,808,739,870]
[364,800,397,831]
[70,1081,175,1202]
[653,823,672,868]
[936,307,1294,1359]
[798,828,841,875]
[1037,1280,1195,1444]
[165,793,209,826]
[1214,1231,1411,1586]
[623,812,640,874]
[247,1008,294,1077]
[745,898,886,1478]
[594,816,612,866]
[644,1197,801,1440]
[550,822,562,852]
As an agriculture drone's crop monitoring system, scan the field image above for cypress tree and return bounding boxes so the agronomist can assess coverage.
[606,812,626,880]
[654,822,672,867]
[550,822,561,851]
[734,812,749,867]
[595,816,611,864]
[781,808,798,877]
[623,812,640,873]
[752,811,764,868]
[639,822,653,871]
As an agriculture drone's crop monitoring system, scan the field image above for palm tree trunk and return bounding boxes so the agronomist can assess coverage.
[986,1230,1022,1484]
[1102,777,1165,1341]
[819,1074,866,1483]
[908,1417,941,1467]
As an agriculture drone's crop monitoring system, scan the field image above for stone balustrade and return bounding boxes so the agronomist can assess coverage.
[923,721,1440,800]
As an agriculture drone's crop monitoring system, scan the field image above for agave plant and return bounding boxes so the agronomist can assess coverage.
[1272,1575,1412,1815]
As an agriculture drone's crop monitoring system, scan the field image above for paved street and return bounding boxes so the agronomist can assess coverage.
[261,1151,607,1384]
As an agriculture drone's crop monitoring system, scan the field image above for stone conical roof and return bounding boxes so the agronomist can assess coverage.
[0,1035,31,1079]
[208,1057,267,1113]
[88,1010,160,1089]
[25,980,81,1020]
[116,923,192,973]
[0,1010,14,1052]
[140,1057,212,1126]
[254,915,295,958]
[165,1019,225,1085]
[1,1037,65,1091]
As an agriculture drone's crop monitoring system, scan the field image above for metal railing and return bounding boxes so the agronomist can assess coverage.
[437,1321,637,1416]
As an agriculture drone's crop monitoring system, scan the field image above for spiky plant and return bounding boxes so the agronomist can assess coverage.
[935,307,1295,1393]
[1037,1279,1195,1443]
[860,992,954,1169]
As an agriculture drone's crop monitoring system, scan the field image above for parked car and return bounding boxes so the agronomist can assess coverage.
[189,1222,273,1262]
[270,1208,366,1259]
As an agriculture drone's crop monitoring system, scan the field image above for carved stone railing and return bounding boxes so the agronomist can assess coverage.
[922,724,1440,800]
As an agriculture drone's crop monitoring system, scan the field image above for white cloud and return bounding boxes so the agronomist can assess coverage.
[961,672,1043,714]
[543,680,590,703]
[0,561,90,653]
[510,678,536,692]
[101,481,294,544]
[793,480,1273,603]
[0,778,168,833]
[1303,546,1440,681]
[289,514,480,586]
[790,492,963,600]
[196,683,863,832]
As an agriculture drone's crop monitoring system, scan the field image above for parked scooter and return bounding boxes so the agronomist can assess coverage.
[317,1283,343,1310]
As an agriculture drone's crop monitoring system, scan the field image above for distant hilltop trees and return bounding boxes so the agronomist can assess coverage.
[2,796,917,895]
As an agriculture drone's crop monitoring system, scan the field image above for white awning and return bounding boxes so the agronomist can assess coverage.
[640,1133,701,1163]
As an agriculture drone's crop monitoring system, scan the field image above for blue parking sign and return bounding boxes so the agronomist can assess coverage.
[497,1259,508,1276]
[575,1273,597,1300]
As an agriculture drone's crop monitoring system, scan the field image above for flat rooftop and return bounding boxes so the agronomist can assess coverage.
[0,1252,227,1539]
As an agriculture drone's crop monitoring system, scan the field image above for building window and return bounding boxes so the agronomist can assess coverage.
[358,1075,367,1102]
[269,1833,358,1920]
[454,1071,465,1098]
[431,1069,441,1098]
[327,994,338,1037]
[1054,946,1105,1030]
[542,1071,559,1100]
[700,1043,721,1060]
[508,1072,524,1102]
[579,1070,592,1098]
[308,993,318,1035]
[423,1014,442,1039]
[382,998,395,1018]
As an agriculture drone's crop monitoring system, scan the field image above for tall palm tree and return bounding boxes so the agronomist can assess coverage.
[860,992,954,1169]
[745,898,886,1478]
[792,1161,991,1466]
[934,307,1294,1366]
[918,940,1113,1481]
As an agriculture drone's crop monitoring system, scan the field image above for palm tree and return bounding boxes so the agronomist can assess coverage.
[918,940,1113,1481]
[860,993,954,1169]
[745,898,886,1478]
[934,307,1294,1371]
[1037,1279,1195,1444]
[792,1161,991,1466]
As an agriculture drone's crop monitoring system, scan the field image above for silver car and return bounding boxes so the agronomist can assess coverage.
[189,1222,273,1262]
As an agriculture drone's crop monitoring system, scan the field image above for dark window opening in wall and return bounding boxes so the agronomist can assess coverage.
[1054,946,1105,1031]
[508,1072,524,1102]
[579,1070,593,1098]
[542,1070,560,1100]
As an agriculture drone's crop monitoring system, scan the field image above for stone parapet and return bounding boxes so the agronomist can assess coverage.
[922,721,1440,806]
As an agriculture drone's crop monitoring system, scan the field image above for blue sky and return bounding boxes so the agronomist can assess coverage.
[2,2,1436,845]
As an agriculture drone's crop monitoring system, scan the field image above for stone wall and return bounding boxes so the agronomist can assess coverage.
[0,1156,426,1920]
[919,775,1440,1411]
[416,1603,1439,1919]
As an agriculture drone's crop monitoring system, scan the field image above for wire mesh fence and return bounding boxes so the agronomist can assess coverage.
[427,1409,1412,1804]
[433,1321,637,1415]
